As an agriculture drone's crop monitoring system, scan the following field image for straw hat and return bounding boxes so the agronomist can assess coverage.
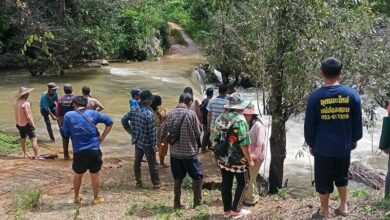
[16,87,35,98]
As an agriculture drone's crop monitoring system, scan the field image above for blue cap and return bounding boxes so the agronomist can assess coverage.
[130,88,141,96]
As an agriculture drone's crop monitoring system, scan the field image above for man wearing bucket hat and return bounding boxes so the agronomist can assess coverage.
[212,93,254,219]
[39,82,59,142]
[242,106,266,206]
[57,83,74,159]
[14,87,40,158]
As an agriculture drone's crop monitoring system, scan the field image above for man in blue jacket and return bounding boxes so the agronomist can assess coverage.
[63,96,113,205]
[304,57,362,218]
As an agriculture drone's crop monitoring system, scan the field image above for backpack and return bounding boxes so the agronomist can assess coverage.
[213,123,240,158]
[379,116,390,154]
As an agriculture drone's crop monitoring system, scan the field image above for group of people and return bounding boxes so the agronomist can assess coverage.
[120,85,266,218]
[14,83,112,204]
[14,83,105,159]
[12,56,390,219]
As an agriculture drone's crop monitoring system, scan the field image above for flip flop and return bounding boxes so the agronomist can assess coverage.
[231,209,251,219]
[223,211,231,218]
[311,208,326,219]
[334,209,349,217]
[74,195,83,204]
[92,197,104,205]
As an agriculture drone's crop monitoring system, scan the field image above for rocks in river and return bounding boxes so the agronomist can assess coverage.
[99,59,109,66]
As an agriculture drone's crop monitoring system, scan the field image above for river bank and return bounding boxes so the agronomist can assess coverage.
[0,147,388,219]
[0,127,389,219]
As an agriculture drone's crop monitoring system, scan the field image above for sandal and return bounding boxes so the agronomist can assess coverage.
[231,209,251,219]
[334,209,349,217]
[92,197,105,205]
[74,195,83,204]
[311,208,326,219]
[223,211,231,218]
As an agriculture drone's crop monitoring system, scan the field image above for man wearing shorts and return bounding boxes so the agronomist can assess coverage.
[304,57,362,218]
[63,96,113,205]
[14,87,40,158]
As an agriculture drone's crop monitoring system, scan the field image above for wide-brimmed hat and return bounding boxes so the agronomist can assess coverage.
[224,93,251,110]
[47,82,58,90]
[16,87,35,98]
[243,107,259,116]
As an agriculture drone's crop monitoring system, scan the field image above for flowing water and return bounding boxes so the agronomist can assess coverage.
[0,56,205,156]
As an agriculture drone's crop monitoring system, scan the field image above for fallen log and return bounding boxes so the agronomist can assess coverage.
[348,161,385,190]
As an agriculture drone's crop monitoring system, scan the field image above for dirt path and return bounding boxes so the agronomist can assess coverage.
[0,148,222,217]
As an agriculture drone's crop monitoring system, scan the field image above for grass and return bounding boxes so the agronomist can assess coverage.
[351,189,370,199]
[125,202,184,220]
[0,132,23,155]
[276,187,289,200]
[13,186,42,217]
[193,205,210,220]
[182,177,192,190]
[73,205,80,220]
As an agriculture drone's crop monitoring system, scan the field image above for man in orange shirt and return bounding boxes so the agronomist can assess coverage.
[14,87,40,158]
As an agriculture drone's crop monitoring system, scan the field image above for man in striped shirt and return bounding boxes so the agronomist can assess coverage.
[207,84,229,131]
[158,93,203,209]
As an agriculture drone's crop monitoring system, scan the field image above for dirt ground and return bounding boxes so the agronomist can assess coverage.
[0,144,388,220]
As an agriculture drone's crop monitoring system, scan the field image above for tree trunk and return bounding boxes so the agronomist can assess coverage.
[268,2,288,194]
[268,74,287,194]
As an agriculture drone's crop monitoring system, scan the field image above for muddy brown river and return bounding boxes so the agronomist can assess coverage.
[0,56,205,157]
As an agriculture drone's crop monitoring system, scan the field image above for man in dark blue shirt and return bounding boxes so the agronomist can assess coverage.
[304,57,362,218]
[121,90,160,189]
[63,96,113,205]
[57,83,74,159]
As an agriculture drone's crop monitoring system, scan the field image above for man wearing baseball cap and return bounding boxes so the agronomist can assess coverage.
[129,88,141,109]
[39,82,59,142]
